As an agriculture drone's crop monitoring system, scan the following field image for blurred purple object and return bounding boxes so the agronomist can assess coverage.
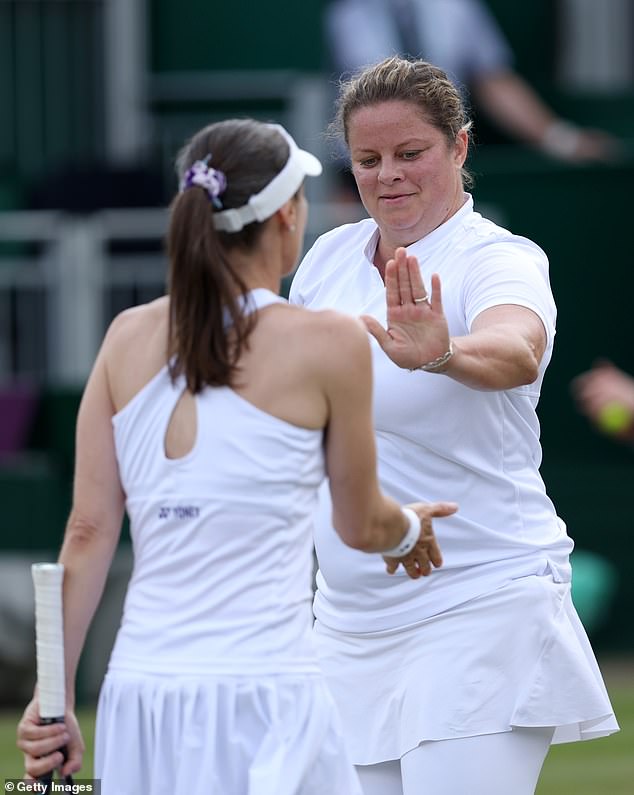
[0,382,39,455]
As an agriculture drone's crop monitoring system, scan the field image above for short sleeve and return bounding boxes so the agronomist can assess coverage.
[462,239,557,348]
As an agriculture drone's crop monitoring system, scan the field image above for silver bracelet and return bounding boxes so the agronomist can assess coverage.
[382,507,420,557]
[409,340,454,373]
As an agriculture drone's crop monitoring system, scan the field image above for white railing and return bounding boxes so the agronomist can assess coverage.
[0,203,366,385]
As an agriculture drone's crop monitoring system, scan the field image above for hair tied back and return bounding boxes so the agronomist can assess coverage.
[180,155,227,209]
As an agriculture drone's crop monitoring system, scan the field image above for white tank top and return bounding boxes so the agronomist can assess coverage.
[109,289,325,675]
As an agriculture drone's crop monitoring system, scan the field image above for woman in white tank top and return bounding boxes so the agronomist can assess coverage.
[16,118,457,795]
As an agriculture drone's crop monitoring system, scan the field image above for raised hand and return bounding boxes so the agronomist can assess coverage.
[361,247,451,371]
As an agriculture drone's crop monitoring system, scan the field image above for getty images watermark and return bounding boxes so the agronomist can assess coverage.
[4,781,100,794]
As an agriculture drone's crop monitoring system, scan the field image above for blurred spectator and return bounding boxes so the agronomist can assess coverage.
[570,359,628,635]
[325,0,620,163]
[572,360,634,443]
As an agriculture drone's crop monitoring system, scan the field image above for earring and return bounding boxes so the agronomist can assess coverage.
[288,224,296,232]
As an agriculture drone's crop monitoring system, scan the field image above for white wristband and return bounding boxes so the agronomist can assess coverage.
[383,508,420,557]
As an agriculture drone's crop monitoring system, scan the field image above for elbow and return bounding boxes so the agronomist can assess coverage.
[518,347,541,386]
[62,513,103,553]
[491,349,540,390]
[346,531,376,553]
[517,330,545,385]
[332,511,376,552]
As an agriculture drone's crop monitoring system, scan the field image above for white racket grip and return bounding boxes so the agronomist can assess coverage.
[32,563,66,720]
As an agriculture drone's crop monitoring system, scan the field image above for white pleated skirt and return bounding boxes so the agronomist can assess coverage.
[94,670,362,795]
[314,574,619,766]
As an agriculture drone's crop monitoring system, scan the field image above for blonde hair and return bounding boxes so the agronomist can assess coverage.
[331,56,473,187]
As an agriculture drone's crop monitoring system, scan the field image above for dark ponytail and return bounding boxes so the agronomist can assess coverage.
[166,119,289,393]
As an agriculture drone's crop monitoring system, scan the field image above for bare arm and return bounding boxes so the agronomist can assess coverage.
[446,304,546,390]
[59,342,126,704]
[363,248,546,391]
[321,313,456,577]
[17,322,126,778]
[473,69,621,163]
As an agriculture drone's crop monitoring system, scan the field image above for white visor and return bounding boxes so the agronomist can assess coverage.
[213,124,322,233]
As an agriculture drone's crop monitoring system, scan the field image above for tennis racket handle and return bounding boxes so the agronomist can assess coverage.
[32,564,74,786]
[32,563,66,720]
[36,716,74,788]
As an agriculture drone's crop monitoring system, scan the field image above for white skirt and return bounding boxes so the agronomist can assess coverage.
[314,574,619,766]
[94,670,362,795]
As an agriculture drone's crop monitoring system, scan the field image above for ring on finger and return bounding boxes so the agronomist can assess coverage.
[413,295,429,304]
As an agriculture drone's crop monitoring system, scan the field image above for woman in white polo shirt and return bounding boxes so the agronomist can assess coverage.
[290,56,618,795]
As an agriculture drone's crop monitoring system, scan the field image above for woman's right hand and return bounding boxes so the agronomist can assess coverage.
[17,696,84,780]
[383,501,458,578]
[362,248,452,372]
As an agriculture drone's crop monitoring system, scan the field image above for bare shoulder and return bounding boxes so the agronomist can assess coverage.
[100,297,169,373]
[101,297,169,410]
[103,296,168,351]
[281,305,369,353]
[273,305,371,384]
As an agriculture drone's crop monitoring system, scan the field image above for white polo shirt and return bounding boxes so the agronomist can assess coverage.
[290,195,574,633]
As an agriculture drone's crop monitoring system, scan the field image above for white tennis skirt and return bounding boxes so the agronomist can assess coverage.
[94,670,362,795]
[313,574,619,766]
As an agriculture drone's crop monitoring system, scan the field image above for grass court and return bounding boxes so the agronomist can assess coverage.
[1,659,632,793]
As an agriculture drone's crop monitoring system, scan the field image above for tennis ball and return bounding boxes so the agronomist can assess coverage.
[596,401,632,435]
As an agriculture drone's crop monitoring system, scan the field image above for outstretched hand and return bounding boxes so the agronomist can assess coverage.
[384,501,458,578]
[17,696,84,781]
[361,247,451,371]
[571,360,634,440]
